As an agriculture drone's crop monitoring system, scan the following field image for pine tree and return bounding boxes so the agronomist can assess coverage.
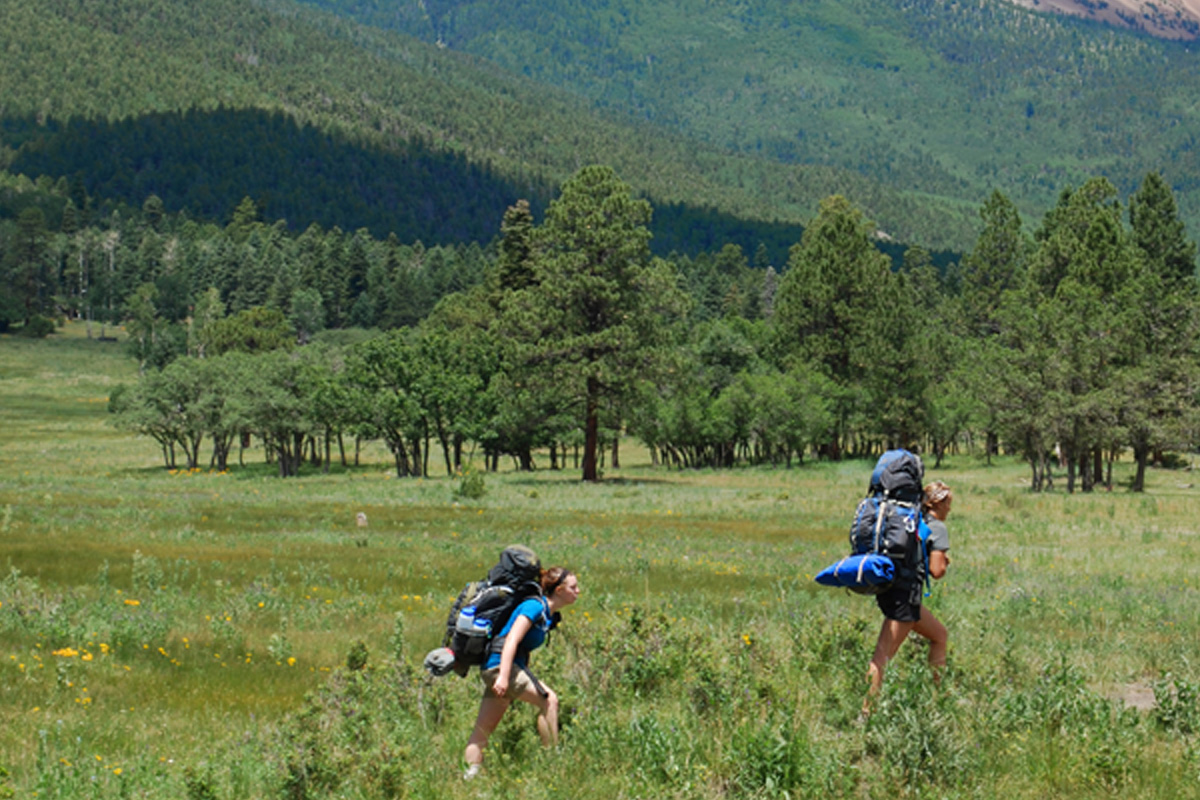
[1124,172,1200,490]
[1129,172,1197,290]
[958,190,1027,337]
[8,207,51,323]
[494,199,536,295]
[504,165,686,481]
[771,195,893,457]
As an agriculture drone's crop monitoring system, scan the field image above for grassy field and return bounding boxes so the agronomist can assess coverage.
[3,322,1200,799]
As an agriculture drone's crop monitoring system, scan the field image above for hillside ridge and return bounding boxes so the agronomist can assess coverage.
[295,0,1200,247]
[0,0,978,251]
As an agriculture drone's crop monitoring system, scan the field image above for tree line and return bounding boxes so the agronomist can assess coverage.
[80,165,1200,490]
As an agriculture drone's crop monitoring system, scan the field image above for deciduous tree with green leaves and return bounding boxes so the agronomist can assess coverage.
[347,330,427,478]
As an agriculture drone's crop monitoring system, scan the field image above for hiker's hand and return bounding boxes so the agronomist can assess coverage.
[492,674,509,697]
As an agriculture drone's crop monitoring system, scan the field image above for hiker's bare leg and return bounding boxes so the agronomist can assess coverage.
[863,618,916,714]
[464,693,510,767]
[913,607,948,683]
[516,682,560,747]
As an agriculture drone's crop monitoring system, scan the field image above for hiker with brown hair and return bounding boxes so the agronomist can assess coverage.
[462,566,580,780]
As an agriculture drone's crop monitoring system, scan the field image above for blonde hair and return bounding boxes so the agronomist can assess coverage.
[923,481,952,509]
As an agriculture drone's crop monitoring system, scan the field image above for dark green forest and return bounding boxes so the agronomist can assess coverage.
[5,110,552,246]
[8,109,902,267]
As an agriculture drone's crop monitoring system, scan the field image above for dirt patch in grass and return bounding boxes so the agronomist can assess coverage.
[1110,681,1157,711]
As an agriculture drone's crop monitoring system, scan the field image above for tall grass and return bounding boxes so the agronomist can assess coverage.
[2,324,1200,798]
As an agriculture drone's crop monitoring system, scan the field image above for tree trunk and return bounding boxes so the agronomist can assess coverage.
[277,437,289,478]
[411,437,423,478]
[1132,444,1149,492]
[214,436,230,472]
[440,432,453,476]
[582,377,600,482]
[1065,444,1077,493]
[392,441,410,477]
[189,435,202,470]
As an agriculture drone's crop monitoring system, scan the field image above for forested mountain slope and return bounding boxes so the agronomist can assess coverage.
[0,0,972,253]
[299,0,1200,244]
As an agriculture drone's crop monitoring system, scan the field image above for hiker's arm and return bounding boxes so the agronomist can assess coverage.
[492,614,533,697]
[929,550,949,580]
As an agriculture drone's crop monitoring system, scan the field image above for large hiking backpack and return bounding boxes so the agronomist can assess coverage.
[815,450,926,595]
[437,545,543,677]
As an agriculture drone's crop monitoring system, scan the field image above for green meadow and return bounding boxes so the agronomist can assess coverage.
[3,323,1200,798]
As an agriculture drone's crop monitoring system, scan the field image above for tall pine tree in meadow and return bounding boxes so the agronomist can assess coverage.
[1124,172,1200,490]
[476,200,562,471]
[955,191,1030,461]
[996,178,1140,491]
[771,195,893,457]
[502,165,686,482]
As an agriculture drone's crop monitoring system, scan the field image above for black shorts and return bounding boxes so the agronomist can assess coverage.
[875,581,922,623]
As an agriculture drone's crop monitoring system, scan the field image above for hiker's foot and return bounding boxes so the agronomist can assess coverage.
[462,763,481,781]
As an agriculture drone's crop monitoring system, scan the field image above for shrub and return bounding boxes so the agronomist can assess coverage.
[454,467,486,500]
[1155,674,1200,735]
[18,315,55,338]
[346,641,369,671]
